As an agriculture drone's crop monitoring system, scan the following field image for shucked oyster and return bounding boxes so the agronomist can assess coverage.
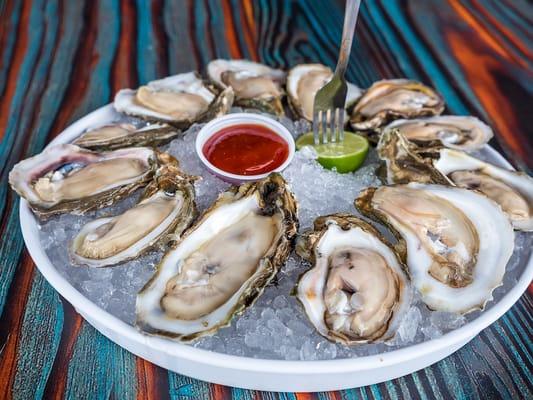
[296,214,411,344]
[74,122,179,151]
[286,64,362,121]
[71,162,197,267]
[356,184,514,314]
[350,79,444,132]
[378,130,533,231]
[9,144,159,218]
[207,59,286,115]
[136,174,298,340]
[383,116,493,151]
[434,149,533,231]
[114,72,233,128]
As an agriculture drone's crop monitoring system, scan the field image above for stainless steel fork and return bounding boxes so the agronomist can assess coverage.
[313,0,361,145]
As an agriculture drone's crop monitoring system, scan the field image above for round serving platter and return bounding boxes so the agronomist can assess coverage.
[20,104,533,392]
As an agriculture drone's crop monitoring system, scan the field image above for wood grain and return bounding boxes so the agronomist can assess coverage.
[0,1,531,399]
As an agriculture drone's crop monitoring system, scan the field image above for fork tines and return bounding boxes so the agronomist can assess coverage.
[313,108,345,145]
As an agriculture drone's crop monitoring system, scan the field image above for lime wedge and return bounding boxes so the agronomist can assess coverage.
[296,132,369,173]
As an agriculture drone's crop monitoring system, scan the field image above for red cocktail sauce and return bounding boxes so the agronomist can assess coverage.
[203,124,289,176]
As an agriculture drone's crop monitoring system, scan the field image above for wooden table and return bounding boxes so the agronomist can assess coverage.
[1,0,531,398]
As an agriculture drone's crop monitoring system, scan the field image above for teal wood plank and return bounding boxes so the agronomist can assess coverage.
[70,0,120,121]
[163,0,199,73]
[206,0,230,59]
[0,0,21,96]
[135,0,158,84]
[0,0,47,316]
[167,372,211,399]
[63,323,137,400]
[11,272,63,400]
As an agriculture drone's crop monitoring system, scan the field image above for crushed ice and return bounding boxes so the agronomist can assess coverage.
[37,112,532,361]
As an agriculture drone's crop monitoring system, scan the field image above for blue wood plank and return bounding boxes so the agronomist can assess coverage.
[63,323,137,400]
[135,0,159,84]
[11,272,64,400]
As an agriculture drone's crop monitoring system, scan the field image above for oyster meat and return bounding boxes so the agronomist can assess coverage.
[114,72,233,128]
[74,122,179,151]
[9,144,159,218]
[296,214,411,344]
[136,174,298,340]
[71,163,197,267]
[286,63,361,121]
[349,79,444,132]
[207,59,286,115]
[356,184,514,314]
[383,116,493,151]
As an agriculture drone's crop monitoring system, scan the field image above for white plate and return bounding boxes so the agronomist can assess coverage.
[20,104,533,392]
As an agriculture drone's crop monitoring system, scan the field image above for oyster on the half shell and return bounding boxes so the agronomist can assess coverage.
[70,162,197,267]
[74,122,179,151]
[136,173,298,340]
[378,129,533,231]
[356,184,514,314]
[286,63,362,121]
[434,149,533,231]
[349,79,444,132]
[296,214,411,344]
[382,116,493,151]
[207,59,286,115]
[9,144,160,218]
[114,72,234,128]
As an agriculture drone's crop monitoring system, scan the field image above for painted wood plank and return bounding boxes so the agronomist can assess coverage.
[0,1,531,399]
[11,272,63,400]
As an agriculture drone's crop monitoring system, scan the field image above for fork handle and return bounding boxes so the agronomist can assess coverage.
[335,0,361,77]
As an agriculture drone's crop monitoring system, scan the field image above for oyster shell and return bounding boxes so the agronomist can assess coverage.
[349,79,444,132]
[383,116,493,151]
[207,59,286,115]
[71,163,197,267]
[9,144,159,218]
[356,184,514,314]
[286,63,362,121]
[114,72,233,128]
[73,122,179,151]
[296,214,411,344]
[378,130,533,231]
[377,128,451,185]
[136,173,298,340]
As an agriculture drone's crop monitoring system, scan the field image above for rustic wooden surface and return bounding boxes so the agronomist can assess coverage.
[0,0,532,399]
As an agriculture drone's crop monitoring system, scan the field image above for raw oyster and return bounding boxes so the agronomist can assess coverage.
[73,122,179,151]
[378,130,533,231]
[136,173,298,340]
[356,184,514,314]
[349,79,444,132]
[377,128,451,185]
[383,116,493,151]
[296,214,411,344]
[286,63,362,121]
[9,144,159,218]
[114,72,233,128]
[207,59,286,115]
[434,149,533,231]
[71,162,197,267]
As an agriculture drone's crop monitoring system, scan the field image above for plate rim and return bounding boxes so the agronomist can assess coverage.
[20,103,533,375]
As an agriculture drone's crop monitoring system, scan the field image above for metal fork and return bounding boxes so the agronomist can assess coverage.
[313,0,361,145]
